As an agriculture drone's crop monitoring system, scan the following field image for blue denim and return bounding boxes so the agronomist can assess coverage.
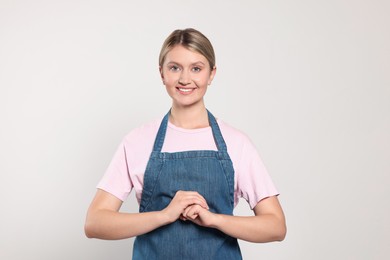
[132,110,242,260]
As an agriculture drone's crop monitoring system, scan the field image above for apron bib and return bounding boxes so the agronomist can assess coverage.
[132,110,242,260]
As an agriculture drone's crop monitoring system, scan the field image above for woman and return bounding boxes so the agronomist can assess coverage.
[85,28,286,259]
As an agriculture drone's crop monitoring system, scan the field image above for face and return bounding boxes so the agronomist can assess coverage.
[160,45,216,109]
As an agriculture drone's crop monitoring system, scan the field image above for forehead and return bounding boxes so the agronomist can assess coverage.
[164,45,207,64]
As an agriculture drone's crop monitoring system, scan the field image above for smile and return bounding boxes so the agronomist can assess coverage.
[178,88,192,92]
[176,87,196,94]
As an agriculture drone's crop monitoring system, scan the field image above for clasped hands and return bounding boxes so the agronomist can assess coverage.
[162,190,216,227]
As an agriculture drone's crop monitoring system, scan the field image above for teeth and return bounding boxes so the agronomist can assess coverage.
[179,88,193,92]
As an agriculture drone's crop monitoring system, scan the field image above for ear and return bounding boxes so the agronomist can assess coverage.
[159,66,165,84]
[208,66,217,85]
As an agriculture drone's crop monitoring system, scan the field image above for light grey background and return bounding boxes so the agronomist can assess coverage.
[1,0,389,259]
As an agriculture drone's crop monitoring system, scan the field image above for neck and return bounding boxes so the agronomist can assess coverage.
[169,103,209,129]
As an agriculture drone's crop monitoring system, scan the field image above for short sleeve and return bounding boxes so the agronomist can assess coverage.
[236,137,279,209]
[96,140,133,201]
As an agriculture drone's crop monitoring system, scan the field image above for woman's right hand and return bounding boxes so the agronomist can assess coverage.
[162,190,209,223]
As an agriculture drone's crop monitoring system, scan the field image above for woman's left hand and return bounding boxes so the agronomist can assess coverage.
[181,204,217,227]
[182,196,286,243]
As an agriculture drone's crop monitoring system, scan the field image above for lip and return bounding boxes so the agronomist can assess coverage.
[176,87,196,95]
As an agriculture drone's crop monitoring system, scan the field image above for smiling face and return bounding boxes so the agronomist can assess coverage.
[160,45,216,109]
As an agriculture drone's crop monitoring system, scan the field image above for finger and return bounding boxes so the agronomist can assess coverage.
[180,191,208,207]
[179,196,207,209]
[186,205,201,220]
[189,192,208,206]
[182,205,193,218]
[175,191,209,209]
[188,198,209,210]
[186,195,209,209]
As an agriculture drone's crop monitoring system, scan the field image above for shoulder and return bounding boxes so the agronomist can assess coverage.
[217,119,263,169]
[122,116,163,148]
[217,119,254,149]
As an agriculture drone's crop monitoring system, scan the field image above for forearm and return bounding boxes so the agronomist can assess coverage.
[211,213,286,243]
[85,189,209,240]
[85,210,170,240]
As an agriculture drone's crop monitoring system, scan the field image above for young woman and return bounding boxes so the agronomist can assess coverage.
[85,28,286,259]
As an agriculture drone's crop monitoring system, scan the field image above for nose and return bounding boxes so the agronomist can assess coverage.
[178,69,191,85]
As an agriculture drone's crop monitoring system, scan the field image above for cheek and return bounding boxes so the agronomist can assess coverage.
[164,72,179,84]
[165,78,178,86]
[193,74,211,85]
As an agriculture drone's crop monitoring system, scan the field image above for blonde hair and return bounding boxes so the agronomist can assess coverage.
[159,28,216,69]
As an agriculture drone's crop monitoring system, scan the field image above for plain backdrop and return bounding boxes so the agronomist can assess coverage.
[1,0,389,259]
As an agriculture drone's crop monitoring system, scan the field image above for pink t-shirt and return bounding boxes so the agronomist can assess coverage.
[97,117,278,209]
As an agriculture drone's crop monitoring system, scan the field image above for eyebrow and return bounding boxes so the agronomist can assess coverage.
[166,61,206,66]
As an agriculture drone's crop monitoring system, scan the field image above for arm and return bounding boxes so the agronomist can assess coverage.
[84,189,209,240]
[183,195,286,243]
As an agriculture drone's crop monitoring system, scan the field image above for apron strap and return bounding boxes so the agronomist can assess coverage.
[207,110,228,152]
[152,112,169,152]
[152,109,228,153]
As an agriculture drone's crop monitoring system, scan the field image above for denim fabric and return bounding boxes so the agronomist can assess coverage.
[132,110,242,260]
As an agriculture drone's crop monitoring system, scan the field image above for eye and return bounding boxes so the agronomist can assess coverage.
[192,67,201,72]
[169,65,180,72]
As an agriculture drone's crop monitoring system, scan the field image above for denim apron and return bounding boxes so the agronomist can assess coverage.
[132,110,242,260]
